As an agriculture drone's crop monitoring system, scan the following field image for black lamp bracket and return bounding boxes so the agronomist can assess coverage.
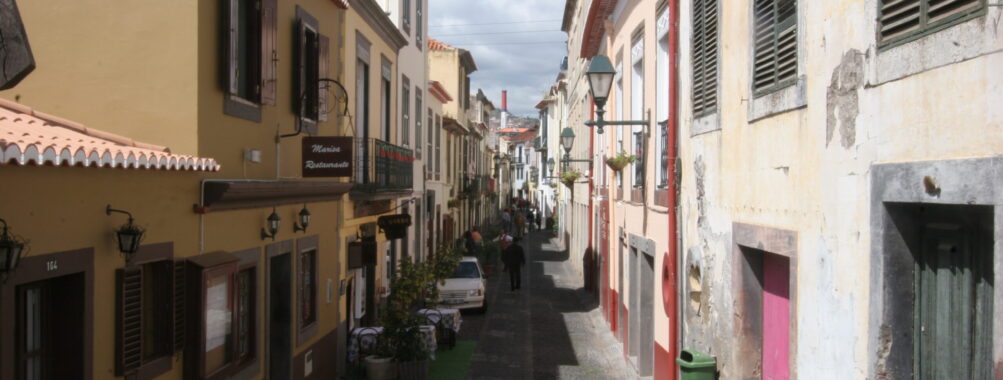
[585,109,652,134]
[106,205,135,225]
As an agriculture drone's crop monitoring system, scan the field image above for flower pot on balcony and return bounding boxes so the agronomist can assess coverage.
[605,152,638,172]
[365,355,396,380]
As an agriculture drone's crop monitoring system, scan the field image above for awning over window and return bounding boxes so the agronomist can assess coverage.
[0,98,221,171]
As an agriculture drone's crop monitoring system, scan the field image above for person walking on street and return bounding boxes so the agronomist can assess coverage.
[501,208,512,234]
[514,212,526,238]
[501,236,526,291]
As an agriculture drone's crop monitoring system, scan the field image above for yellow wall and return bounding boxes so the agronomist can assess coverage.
[0,0,200,155]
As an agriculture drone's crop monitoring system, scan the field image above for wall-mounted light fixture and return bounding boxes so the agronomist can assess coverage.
[293,204,311,233]
[261,208,280,240]
[559,127,592,171]
[0,218,28,283]
[106,205,145,259]
[583,55,650,135]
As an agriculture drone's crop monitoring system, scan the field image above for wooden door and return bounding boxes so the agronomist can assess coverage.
[762,252,790,380]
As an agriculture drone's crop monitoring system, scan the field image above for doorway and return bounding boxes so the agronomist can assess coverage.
[638,253,655,377]
[762,252,791,380]
[16,273,85,380]
[268,253,292,380]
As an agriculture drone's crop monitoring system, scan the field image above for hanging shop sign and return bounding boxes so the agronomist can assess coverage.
[377,214,412,240]
[302,136,353,177]
[348,239,376,269]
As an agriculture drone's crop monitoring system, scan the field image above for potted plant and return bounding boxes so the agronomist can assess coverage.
[605,151,638,171]
[377,257,433,380]
[560,171,582,187]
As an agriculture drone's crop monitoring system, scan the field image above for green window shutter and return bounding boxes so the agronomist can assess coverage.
[753,0,797,95]
[692,0,718,118]
[261,0,278,105]
[879,0,922,42]
[879,0,984,47]
[115,267,143,376]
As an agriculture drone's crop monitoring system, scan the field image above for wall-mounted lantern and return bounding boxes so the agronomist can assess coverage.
[293,204,311,233]
[106,205,145,258]
[261,208,281,240]
[583,55,650,135]
[0,218,28,282]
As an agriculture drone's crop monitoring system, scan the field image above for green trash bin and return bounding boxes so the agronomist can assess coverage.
[676,349,716,380]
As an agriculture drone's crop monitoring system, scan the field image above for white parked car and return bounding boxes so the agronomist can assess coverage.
[437,257,487,312]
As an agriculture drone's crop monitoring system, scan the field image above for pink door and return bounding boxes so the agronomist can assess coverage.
[762,253,790,380]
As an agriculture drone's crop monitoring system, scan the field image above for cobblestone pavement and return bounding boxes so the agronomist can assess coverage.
[460,230,638,380]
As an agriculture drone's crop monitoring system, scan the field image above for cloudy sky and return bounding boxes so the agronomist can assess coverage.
[428,0,568,118]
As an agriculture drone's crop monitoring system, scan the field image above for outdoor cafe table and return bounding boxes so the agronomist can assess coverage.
[417,308,462,332]
[347,325,437,362]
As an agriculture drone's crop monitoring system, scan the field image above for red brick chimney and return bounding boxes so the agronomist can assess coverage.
[501,90,507,111]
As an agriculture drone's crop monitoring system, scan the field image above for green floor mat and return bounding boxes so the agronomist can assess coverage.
[428,339,477,380]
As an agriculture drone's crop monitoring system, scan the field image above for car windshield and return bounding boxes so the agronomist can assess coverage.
[451,262,481,279]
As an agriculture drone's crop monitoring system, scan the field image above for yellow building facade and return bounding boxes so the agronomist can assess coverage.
[0,0,420,379]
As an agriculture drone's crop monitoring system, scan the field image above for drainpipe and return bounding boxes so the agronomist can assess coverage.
[588,100,595,294]
[667,0,681,378]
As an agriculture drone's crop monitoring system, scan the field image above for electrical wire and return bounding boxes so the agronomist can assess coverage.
[447,41,567,47]
[432,29,563,37]
[430,19,562,28]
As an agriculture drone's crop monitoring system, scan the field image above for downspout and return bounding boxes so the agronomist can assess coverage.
[588,99,596,294]
[667,0,681,378]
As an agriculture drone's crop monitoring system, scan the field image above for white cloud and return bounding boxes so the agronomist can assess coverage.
[429,0,567,117]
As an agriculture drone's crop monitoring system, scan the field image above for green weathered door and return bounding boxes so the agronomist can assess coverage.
[914,205,993,379]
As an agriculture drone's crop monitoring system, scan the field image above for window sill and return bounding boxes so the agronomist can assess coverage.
[872,11,998,86]
[224,95,262,122]
[747,76,807,123]
[654,188,669,207]
[135,355,172,380]
[690,112,720,136]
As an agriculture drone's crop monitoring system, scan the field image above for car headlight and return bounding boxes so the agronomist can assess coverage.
[467,289,479,296]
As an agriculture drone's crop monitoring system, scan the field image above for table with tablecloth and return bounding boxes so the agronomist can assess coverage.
[347,325,437,362]
[417,308,462,332]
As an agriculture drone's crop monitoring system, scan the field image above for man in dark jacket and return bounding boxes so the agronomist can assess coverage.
[501,236,526,291]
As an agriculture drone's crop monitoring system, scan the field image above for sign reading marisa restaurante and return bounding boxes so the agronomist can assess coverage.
[302,136,353,177]
[377,214,412,240]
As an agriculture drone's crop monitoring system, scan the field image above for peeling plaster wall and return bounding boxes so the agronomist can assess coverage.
[678,0,1003,378]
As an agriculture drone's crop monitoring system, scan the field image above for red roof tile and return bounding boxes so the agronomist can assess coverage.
[428,38,455,51]
[0,98,221,171]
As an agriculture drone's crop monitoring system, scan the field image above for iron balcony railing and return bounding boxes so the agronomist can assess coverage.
[353,138,414,192]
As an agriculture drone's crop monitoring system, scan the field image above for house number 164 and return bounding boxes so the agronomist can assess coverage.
[45,260,58,272]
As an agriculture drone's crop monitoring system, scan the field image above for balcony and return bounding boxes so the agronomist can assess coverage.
[351,138,413,199]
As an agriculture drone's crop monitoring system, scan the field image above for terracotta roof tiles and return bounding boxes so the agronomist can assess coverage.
[0,98,221,171]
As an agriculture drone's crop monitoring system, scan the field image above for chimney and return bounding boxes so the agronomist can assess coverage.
[501,90,508,111]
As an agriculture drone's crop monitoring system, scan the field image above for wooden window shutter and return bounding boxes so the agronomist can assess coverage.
[226,0,240,96]
[879,0,922,42]
[173,260,186,353]
[692,0,718,117]
[115,267,144,376]
[318,34,330,122]
[753,0,797,95]
[260,0,278,105]
[879,0,982,46]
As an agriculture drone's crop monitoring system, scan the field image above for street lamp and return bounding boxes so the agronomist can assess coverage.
[559,127,590,170]
[584,55,650,134]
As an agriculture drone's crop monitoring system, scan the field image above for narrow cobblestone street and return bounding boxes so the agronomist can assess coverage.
[459,230,637,380]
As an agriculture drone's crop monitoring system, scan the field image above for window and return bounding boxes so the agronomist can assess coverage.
[402,0,411,34]
[427,107,433,176]
[878,0,984,48]
[415,89,422,157]
[116,254,180,379]
[752,0,797,96]
[692,0,718,117]
[656,6,670,189]
[381,59,392,141]
[630,32,645,189]
[435,115,441,176]
[299,249,317,330]
[224,0,278,121]
[203,270,234,375]
[294,7,329,132]
[402,76,411,146]
[415,0,423,49]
